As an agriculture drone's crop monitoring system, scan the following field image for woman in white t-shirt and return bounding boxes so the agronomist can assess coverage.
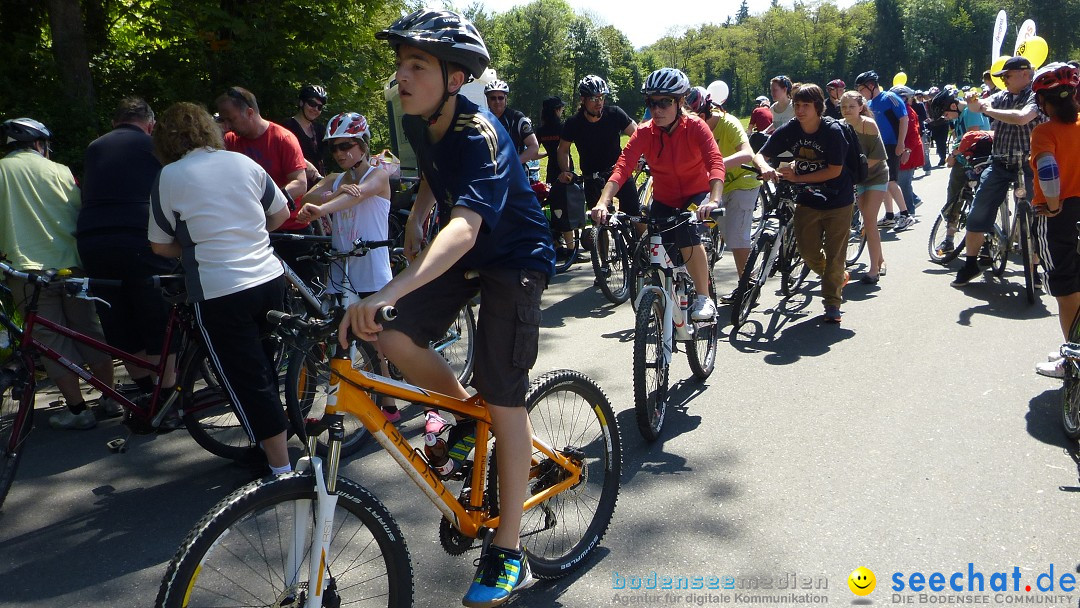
[767,75,795,133]
[297,112,397,418]
[149,102,293,475]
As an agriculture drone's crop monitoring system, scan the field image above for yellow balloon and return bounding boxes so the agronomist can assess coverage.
[893,72,908,87]
[989,55,1009,90]
[1017,35,1048,69]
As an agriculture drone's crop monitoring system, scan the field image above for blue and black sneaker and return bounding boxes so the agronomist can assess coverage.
[462,545,535,607]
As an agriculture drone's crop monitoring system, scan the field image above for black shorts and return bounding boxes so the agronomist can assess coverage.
[585,174,642,216]
[384,265,547,406]
[1035,198,1080,297]
[885,147,900,183]
[650,193,708,250]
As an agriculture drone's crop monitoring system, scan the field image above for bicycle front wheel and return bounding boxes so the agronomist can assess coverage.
[591,225,631,304]
[633,290,669,441]
[731,234,772,330]
[0,371,32,510]
[284,340,370,458]
[780,230,808,297]
[522,370,621,578]
[156,473,412,608]
[629,239,660,312]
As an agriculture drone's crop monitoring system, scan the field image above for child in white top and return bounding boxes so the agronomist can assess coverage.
[298,112,399,419]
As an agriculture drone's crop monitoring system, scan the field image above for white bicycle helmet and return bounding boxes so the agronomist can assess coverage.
[326,112,370,141]
[484,80,509,95]
[642,68,691,97]
[3,118,51,143]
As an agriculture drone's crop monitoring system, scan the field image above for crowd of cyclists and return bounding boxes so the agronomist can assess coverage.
[3,6,1080,606]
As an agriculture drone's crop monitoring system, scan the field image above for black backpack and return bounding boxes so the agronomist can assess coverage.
[826,116,869,184]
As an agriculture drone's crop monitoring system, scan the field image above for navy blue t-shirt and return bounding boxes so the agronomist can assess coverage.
[406,96,555,277]
[760,117,853,209]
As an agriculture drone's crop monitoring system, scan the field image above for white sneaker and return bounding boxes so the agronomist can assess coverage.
[1036,358,1066,379]
[876,216,896,228]
[691,295,717,321]
[892,214,915,232]
[97,396,125,418]
[49,409,97,430]
[1049,351,1064,362]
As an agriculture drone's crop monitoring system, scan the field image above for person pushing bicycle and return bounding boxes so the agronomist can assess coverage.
[339,9,556,607]
[590,68,725,321]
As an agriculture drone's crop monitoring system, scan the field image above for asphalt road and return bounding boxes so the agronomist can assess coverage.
[2,165,1079,608]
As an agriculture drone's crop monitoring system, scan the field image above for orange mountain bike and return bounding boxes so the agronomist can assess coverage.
[156,310,622,608]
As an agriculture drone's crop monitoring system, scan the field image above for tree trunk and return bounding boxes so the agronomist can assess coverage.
[46,0,95,115]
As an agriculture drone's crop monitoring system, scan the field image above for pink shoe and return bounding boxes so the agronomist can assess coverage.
[381,407,402,423]
[424,410,450,435]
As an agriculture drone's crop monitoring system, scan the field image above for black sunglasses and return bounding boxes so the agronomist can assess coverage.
[304,98,325,111]
[330,141,359,153]
[645,97,676,110]
[227,87,251,109]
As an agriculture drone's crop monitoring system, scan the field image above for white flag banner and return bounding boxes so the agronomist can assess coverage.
[992,10,1007,59]
[1014,19,1036,54]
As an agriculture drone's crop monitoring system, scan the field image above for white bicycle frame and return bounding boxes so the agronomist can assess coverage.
[634,233,696,368]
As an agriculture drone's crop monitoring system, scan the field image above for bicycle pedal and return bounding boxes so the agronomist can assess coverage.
[106,437,128,454]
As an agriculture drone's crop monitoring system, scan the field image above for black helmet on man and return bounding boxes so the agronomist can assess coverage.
[2,118,51,144]
[376,8,490,79]
[578,75,611,98]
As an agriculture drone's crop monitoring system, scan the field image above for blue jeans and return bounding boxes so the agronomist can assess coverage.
[966,159,1034,233]
[897,168,920,212]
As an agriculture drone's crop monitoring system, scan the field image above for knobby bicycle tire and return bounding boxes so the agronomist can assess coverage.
[518,369,622,578]
[0,371,33,511]
[1064,314,1080,440]
[686,275,718,380]
[155,473,413,608]
[731,234,772,330]
[633,290,668,441]
[780,230,808,297]
[629,239,660,312]
[591,225,632,305]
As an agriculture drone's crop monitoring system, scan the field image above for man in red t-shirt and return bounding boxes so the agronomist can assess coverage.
[217,86,318,284]
[216,86,307,230]
[749,96,773,132]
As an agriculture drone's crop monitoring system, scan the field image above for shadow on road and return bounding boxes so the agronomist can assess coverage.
[1024,387,1080,493]
[723,288,854,364]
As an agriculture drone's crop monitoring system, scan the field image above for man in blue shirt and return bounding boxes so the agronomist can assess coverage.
[856,70,914,231]
[342,9,555,607]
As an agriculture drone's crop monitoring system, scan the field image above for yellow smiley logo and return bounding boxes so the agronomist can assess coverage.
[848,567,876,596]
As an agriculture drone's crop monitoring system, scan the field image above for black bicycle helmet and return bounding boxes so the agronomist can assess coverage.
[854,70,879,86]
[376,9,490,79]
[2,118,51,143]
[299,84,328,103]
[578,75,610,97]
[642,68,691,97]
[929,89,959,119]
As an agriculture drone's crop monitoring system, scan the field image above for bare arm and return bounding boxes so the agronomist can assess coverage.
[519,134,541,163]
[266,205,291,232]
[895,114,909,156]
[557,140,573,183]
[282,169,308,203]
[622,122,637,137]
[404,179,438,261]
[151,241,182,259]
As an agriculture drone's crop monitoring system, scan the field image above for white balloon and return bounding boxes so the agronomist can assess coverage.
[706,80,729,106]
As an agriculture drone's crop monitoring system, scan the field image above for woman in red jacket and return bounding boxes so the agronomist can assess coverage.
[590,68,725,320]
[891,86,926,230]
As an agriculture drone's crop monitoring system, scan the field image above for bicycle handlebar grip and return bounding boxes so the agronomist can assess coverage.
[377,306,397,322]
[266,310,293,326]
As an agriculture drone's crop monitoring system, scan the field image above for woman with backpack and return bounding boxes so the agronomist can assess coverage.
[840,91,890,283]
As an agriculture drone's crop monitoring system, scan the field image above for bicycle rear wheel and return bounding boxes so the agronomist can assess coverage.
[284,340,371,458]
[591,225,631,304]
[845,207,867,267]
[155,473,412,608]
[731,234,772,330]
[1019,210,1036,304]
[633,290,668,441]
[989,206,1009,278]
[0,369,32,511]
[178,343,259,461]
[521,370,621,578]
[780,230,808,297]
[687,278,718,380]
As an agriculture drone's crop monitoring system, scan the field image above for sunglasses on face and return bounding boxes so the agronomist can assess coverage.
[304,99,324,111]
[330,141,359,153]
[585,95,605,104]
[645,97,675,110]
[488,95,506,102]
